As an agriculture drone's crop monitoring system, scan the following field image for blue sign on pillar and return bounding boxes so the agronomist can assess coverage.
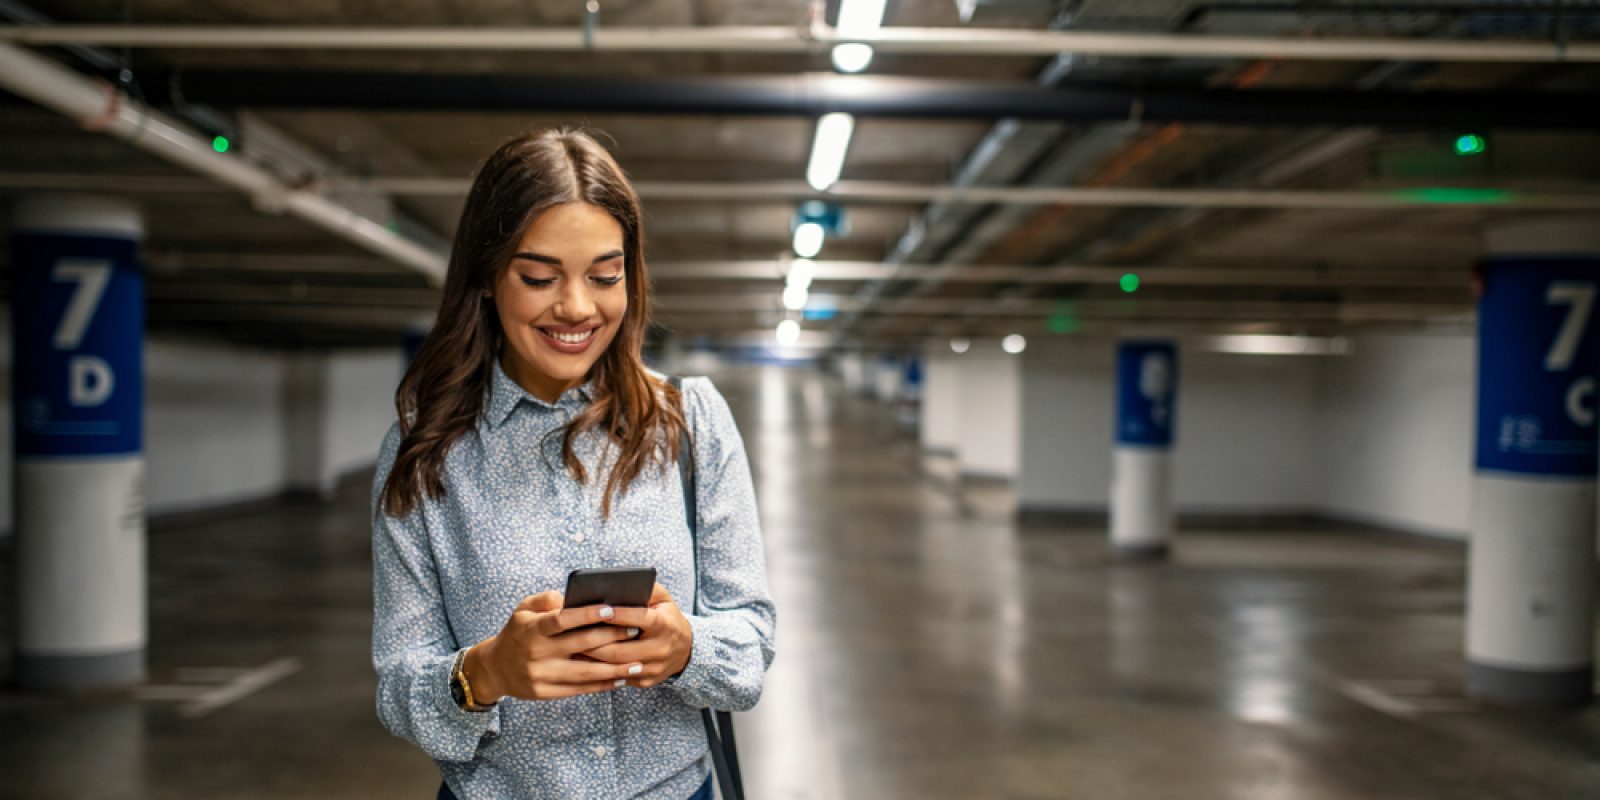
[904,357,923,389]
[1476,258,1598,478]
[12,232,144,457]
[1116,341,1178,447]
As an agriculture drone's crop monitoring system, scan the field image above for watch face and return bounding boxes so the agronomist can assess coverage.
[450,672,468,707]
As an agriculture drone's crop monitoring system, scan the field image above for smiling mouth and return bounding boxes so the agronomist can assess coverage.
[539,327,597,345]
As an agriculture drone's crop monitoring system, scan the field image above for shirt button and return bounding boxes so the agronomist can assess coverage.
[573,533,586,543]
[592,745,608,757]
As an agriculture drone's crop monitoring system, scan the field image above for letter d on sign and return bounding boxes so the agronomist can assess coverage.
[69,355,114,407]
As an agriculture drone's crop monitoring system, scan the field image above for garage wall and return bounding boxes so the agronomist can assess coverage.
[1018,340,1320,514]
[1312,333,1477,539]
[0,317,405,535]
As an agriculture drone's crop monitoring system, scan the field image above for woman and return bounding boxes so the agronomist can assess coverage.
[371,128,776,800]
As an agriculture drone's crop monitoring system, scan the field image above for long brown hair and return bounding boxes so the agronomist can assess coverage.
[381,128,686,519]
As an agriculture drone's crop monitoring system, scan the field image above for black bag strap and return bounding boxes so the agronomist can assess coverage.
[669,376,746,800]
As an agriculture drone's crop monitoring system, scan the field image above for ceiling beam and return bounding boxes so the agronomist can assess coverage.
[0,41,449,284]
[114,69,1600,130]
[2,25,1595,63]
[9,171,1596,212]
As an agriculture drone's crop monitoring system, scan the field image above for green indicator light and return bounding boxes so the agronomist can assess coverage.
[212,135,231,154]
[1120,273,1140,293]
[1391,187,1512,205]
[1454,134,1485,156]
[1047,301,1080,334]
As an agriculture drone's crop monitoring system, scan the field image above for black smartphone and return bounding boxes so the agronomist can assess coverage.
[563,567,656,610]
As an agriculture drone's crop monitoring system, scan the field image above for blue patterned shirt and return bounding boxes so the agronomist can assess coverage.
[371,360,775,799]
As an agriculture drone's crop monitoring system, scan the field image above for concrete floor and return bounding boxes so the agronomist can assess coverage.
[3,364,1599,799]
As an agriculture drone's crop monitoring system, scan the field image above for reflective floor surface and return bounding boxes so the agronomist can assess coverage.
[3,364,1598,799]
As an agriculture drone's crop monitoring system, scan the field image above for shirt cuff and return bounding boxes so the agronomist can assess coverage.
[431,649,503,759]
[660,614,715,696]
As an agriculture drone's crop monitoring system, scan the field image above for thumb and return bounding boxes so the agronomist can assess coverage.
[522,591,563,613]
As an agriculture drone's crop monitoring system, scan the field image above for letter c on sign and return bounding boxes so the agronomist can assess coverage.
[1567,377,1596,428]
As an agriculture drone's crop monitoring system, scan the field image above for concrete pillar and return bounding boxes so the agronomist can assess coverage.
[838,352,868,395]
[1467,219,1598,707]
[955,340,1021,481]
[11,195,146,689]
[1110,340,1178,561]
[872,355,904,403]
[283,352,334,499]
[920,345,962,454]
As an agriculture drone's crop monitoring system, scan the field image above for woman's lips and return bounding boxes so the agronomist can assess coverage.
[538,326,599,354]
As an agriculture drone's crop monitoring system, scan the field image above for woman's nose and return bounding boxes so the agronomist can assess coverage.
[555,283,596,320]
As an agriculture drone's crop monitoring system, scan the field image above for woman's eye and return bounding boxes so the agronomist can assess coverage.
[519,275,555,288]
[591,275,624,287]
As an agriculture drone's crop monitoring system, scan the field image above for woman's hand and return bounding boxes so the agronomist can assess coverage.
[580,583,694,688]
[466,591,645,703]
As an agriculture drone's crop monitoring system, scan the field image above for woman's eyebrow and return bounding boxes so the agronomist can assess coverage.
[512,251,562,266]
[511,250,623,266]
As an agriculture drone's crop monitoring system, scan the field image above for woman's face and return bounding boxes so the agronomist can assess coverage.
[491,202,628,403]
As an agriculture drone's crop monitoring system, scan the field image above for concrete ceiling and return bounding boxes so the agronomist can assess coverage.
[2,0,1599,350]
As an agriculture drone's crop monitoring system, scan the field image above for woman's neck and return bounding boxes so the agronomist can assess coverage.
[499,350,583,404]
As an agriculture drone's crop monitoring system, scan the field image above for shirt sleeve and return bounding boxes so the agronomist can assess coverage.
[371,422,502,762]
[662,377,778,712]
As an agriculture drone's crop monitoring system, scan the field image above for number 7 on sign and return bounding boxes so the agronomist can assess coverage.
[1545,282,1595,372]
[52,259,112,351]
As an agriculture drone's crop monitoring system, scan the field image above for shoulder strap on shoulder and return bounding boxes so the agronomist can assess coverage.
[667,376,698,605]
[668,374,746,800]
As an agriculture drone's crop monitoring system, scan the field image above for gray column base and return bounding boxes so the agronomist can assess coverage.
[1466,661,1593,708]
[1113,543,1170,563]
[14,649,145,690]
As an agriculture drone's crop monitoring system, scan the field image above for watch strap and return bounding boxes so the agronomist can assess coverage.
[451,647,496,712]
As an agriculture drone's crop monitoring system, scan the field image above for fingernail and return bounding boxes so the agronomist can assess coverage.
[599,606,615,619]
[614,679,626,688]
[628,664,643,676]
[627,628,640,637]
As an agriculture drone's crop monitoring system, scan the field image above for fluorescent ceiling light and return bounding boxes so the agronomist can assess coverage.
[806,112,855,191]
[786,258,815,290]
[838,0,888,35]
[1209,335,1353,356]
[832,43,874,73]
[776,319,802,345]
[1002,334,1027,354]
[792,221,825,258]
[782,283,809,311]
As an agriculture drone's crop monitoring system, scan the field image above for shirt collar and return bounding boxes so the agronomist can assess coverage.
[485,357,595,429]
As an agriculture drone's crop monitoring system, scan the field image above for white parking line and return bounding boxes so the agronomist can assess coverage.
[136,658,303,719]
[1335,679,1420,720]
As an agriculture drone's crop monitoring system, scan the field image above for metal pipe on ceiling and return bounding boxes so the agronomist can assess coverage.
[105,252,1472,289]
[493,180,1600,211]
[0,41,448,285]
[129,260,1469,290]
[10,172,1593,211]
[123,70,1600,130]
[145,290,1470,319]
[652,260,1470,288]
[1,24,1597,62]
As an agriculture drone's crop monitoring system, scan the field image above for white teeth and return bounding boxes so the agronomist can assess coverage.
[546,329,594,345]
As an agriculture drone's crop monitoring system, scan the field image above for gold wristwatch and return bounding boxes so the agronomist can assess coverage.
[450,647,496,712]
